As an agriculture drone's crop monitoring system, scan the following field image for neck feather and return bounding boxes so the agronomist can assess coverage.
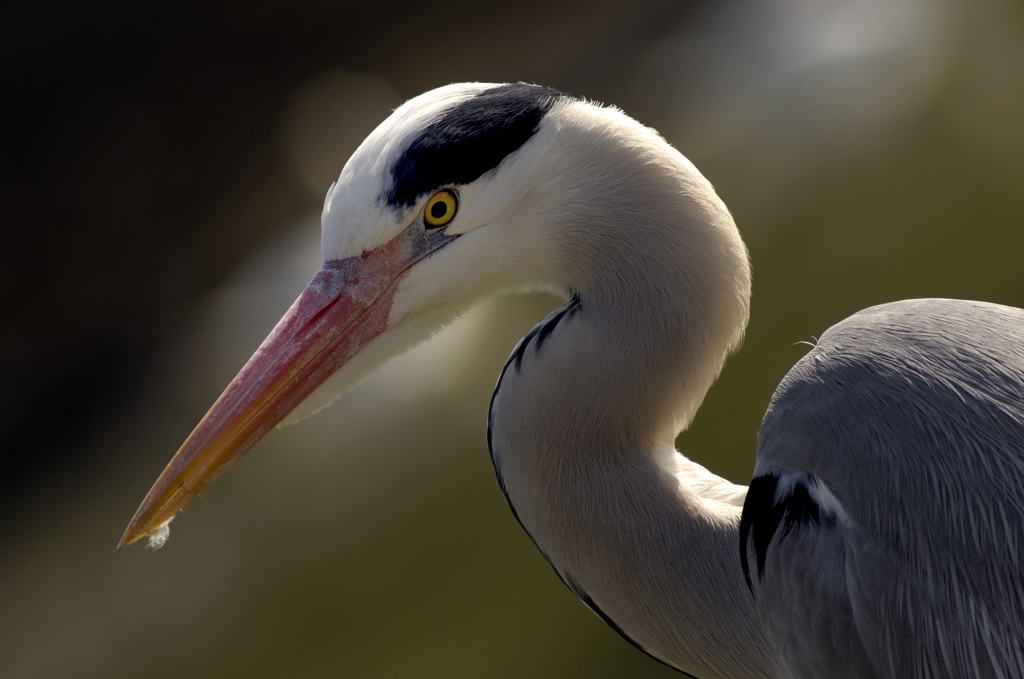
[486,135,786,673]
[489,284,780,677]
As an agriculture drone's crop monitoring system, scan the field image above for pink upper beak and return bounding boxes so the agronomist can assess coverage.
[119,226,454,548]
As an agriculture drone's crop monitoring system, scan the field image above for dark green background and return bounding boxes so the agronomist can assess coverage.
[1,0,1022,676]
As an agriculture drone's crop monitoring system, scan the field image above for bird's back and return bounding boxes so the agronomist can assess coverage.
[744,298,1024,678]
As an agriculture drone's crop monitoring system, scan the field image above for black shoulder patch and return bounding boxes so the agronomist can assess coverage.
[386,83,565,207]
[739,474,825,591]
[739,475,780,591]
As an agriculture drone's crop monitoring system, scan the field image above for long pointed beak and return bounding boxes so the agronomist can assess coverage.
[119,227,453,549]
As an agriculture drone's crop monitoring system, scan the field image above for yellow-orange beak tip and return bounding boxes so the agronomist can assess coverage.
[118,226,459,550]
[117,228,453,550]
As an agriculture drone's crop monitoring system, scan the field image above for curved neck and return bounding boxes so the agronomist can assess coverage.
[491,293,781,679]
[484,109,785,676]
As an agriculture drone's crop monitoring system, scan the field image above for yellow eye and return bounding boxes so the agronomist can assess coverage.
[424,190,458,228]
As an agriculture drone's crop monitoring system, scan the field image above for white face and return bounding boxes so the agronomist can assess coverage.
[286,79,740,423]
[283,83,574,422]
[319,83,492,260]
[319,81,572,306]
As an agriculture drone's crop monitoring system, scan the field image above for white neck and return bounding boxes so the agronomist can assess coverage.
[486,120,785,676]
[489,291,782,678]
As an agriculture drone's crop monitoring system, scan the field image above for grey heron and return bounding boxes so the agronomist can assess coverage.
[119,83,1024,678]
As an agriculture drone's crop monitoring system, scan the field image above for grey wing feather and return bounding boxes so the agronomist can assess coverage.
[747,299,1024,679]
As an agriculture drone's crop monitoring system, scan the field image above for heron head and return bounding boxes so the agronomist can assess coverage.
[119,83,573,547]
[119,82,747,548]
[292,82,572,419]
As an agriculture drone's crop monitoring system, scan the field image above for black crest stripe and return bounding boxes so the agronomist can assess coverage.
[387,83,565,207]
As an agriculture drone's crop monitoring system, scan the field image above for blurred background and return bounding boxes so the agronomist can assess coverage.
[1,0,1022,676]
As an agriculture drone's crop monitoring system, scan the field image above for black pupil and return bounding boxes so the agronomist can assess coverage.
[430,200,448,220]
